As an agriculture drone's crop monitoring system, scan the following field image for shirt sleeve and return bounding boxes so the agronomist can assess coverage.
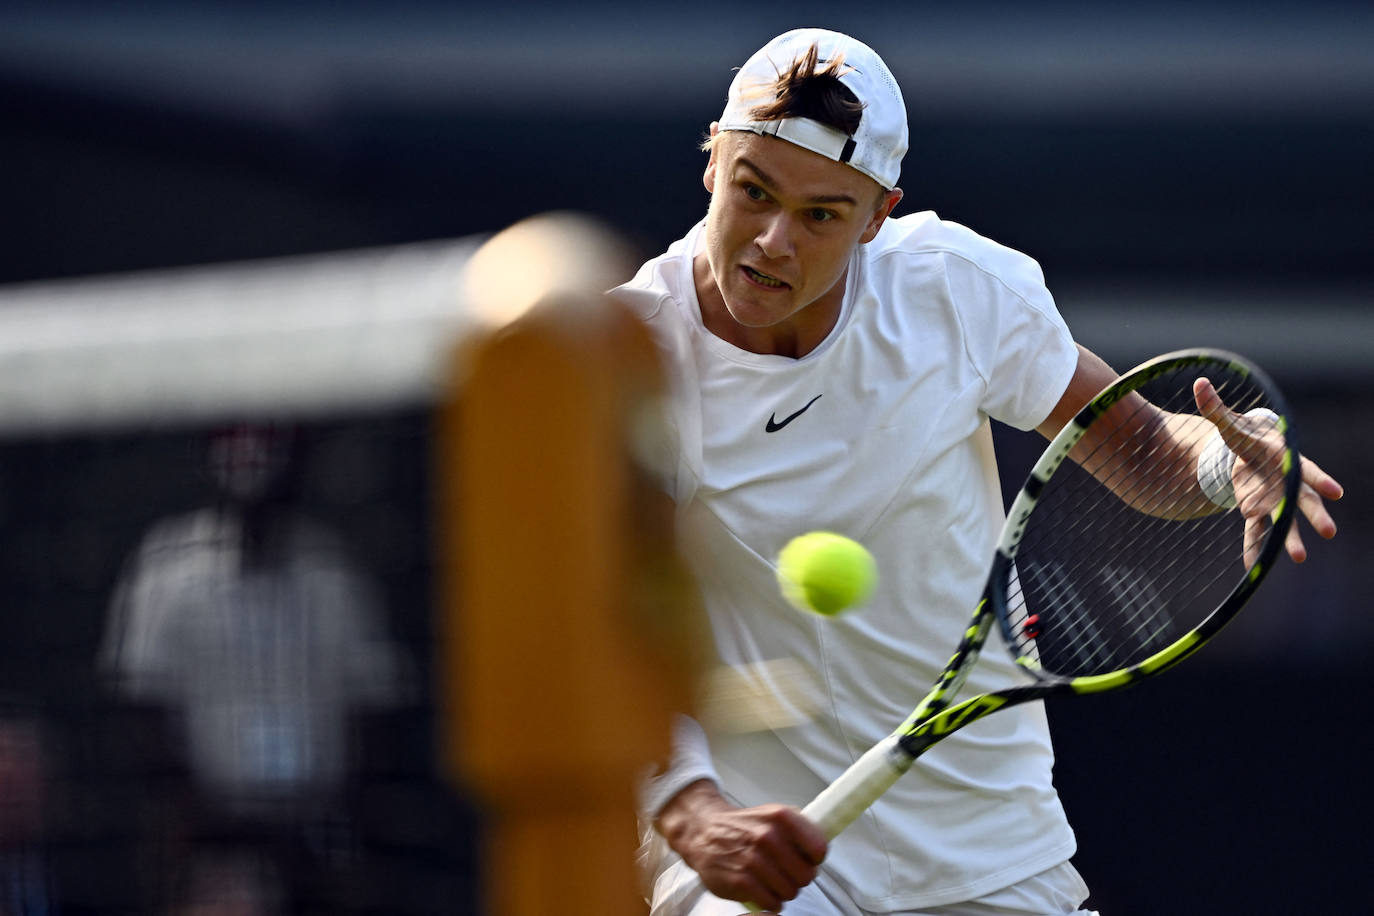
[637,714,720,822]
[99,533,179,699]
[946,247,1078,431]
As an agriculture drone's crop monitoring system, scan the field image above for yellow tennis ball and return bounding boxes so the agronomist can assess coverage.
[776,532,877,617]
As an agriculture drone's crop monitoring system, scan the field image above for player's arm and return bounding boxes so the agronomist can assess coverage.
[656,779,827,913]
[1037,345,1342,560]
[1035,345,1204,517]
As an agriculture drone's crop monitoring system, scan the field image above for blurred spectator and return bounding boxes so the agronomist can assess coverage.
[170,848,285,916]
[0,695,58,915]
[98,423,413,914]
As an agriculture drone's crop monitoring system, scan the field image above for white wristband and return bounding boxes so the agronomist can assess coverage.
[1196,407,1279,509]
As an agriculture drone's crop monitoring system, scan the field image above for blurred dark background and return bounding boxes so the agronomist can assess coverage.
[1,1,1371,913]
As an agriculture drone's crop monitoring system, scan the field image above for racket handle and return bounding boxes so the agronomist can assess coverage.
[743,737,913,912]
[802,735,913,839]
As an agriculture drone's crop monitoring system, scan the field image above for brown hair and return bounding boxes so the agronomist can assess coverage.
[704,43,864,151]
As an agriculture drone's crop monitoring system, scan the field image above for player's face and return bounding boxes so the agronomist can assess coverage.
[699,130,900,352]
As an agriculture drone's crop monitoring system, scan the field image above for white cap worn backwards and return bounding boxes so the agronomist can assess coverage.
[718,28,908,190]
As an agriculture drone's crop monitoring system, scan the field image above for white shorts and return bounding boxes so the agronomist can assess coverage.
[649,857,1099,916]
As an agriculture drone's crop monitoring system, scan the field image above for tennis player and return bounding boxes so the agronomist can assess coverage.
[613,28,1343,916]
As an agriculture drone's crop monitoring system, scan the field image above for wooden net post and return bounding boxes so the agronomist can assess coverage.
[437,214,699,915]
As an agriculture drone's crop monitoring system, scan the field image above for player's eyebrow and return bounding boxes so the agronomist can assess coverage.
[736,157,858,207]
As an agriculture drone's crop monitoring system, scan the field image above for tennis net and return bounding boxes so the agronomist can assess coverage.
[0,213,654,915]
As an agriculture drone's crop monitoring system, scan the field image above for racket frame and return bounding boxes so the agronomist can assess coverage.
[802,348,1300,839]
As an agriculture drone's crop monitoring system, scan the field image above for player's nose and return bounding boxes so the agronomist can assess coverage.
[755,212,796,260]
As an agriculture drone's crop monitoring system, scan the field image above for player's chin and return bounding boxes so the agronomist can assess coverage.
[725,297,792,329]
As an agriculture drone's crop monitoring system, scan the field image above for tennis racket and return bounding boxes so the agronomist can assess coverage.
[802,347,1301,839]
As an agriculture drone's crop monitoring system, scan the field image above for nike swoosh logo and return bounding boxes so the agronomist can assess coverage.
[765,394,823,433]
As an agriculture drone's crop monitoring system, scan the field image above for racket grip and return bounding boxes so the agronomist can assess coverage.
[801,735,913,839]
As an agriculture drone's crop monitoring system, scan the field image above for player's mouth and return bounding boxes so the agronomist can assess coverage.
[742,265,789,290]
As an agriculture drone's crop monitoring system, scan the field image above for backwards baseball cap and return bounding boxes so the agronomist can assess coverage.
[718,28,908,190]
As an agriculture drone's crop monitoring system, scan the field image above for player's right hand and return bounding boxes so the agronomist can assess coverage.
[657,780,828,912]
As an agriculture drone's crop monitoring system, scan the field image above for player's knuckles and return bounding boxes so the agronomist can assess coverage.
[757,803,797,823]
[735,843,790,878]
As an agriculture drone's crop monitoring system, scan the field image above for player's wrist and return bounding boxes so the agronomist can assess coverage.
[1196,407,1279,508]
[639,714,720,825]
[656,778,727,848]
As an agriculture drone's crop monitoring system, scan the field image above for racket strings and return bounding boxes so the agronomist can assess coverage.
[1064,372,1262,524]
[1006,363,1286,678]
[1045,371,1263,531]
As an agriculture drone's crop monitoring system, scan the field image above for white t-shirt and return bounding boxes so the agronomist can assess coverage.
[616,211,1081,911]
[100,508,411,818]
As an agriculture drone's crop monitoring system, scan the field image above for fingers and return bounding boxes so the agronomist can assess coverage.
[1244,512,1305,567]
[742,850,810,911]
[1243,513,1265,569]
[780,806,829,866]
[746,810,825,910]
[1193,377,1226,427]
[730,856,811,913]
[1194,377,1283,469]
[683,804,827,912]
[1193,378,1246,453]
[1297,475,1339,542]
[1282,460,1341,564]
[1301,455,1345,506]
[1284,514,1308,564]
[1198,376,1345,566]
[705,856,791,914]
[1244,478,1340,567]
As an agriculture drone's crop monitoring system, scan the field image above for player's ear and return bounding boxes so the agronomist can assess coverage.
[859,187,903,244]
[702,122,721,194]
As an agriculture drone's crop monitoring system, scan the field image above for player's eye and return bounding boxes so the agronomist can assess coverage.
[809,208,836,223]
[742,183,767,202]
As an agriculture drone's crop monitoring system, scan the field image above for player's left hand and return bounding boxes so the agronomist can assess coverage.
[1194,378,1343,566]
